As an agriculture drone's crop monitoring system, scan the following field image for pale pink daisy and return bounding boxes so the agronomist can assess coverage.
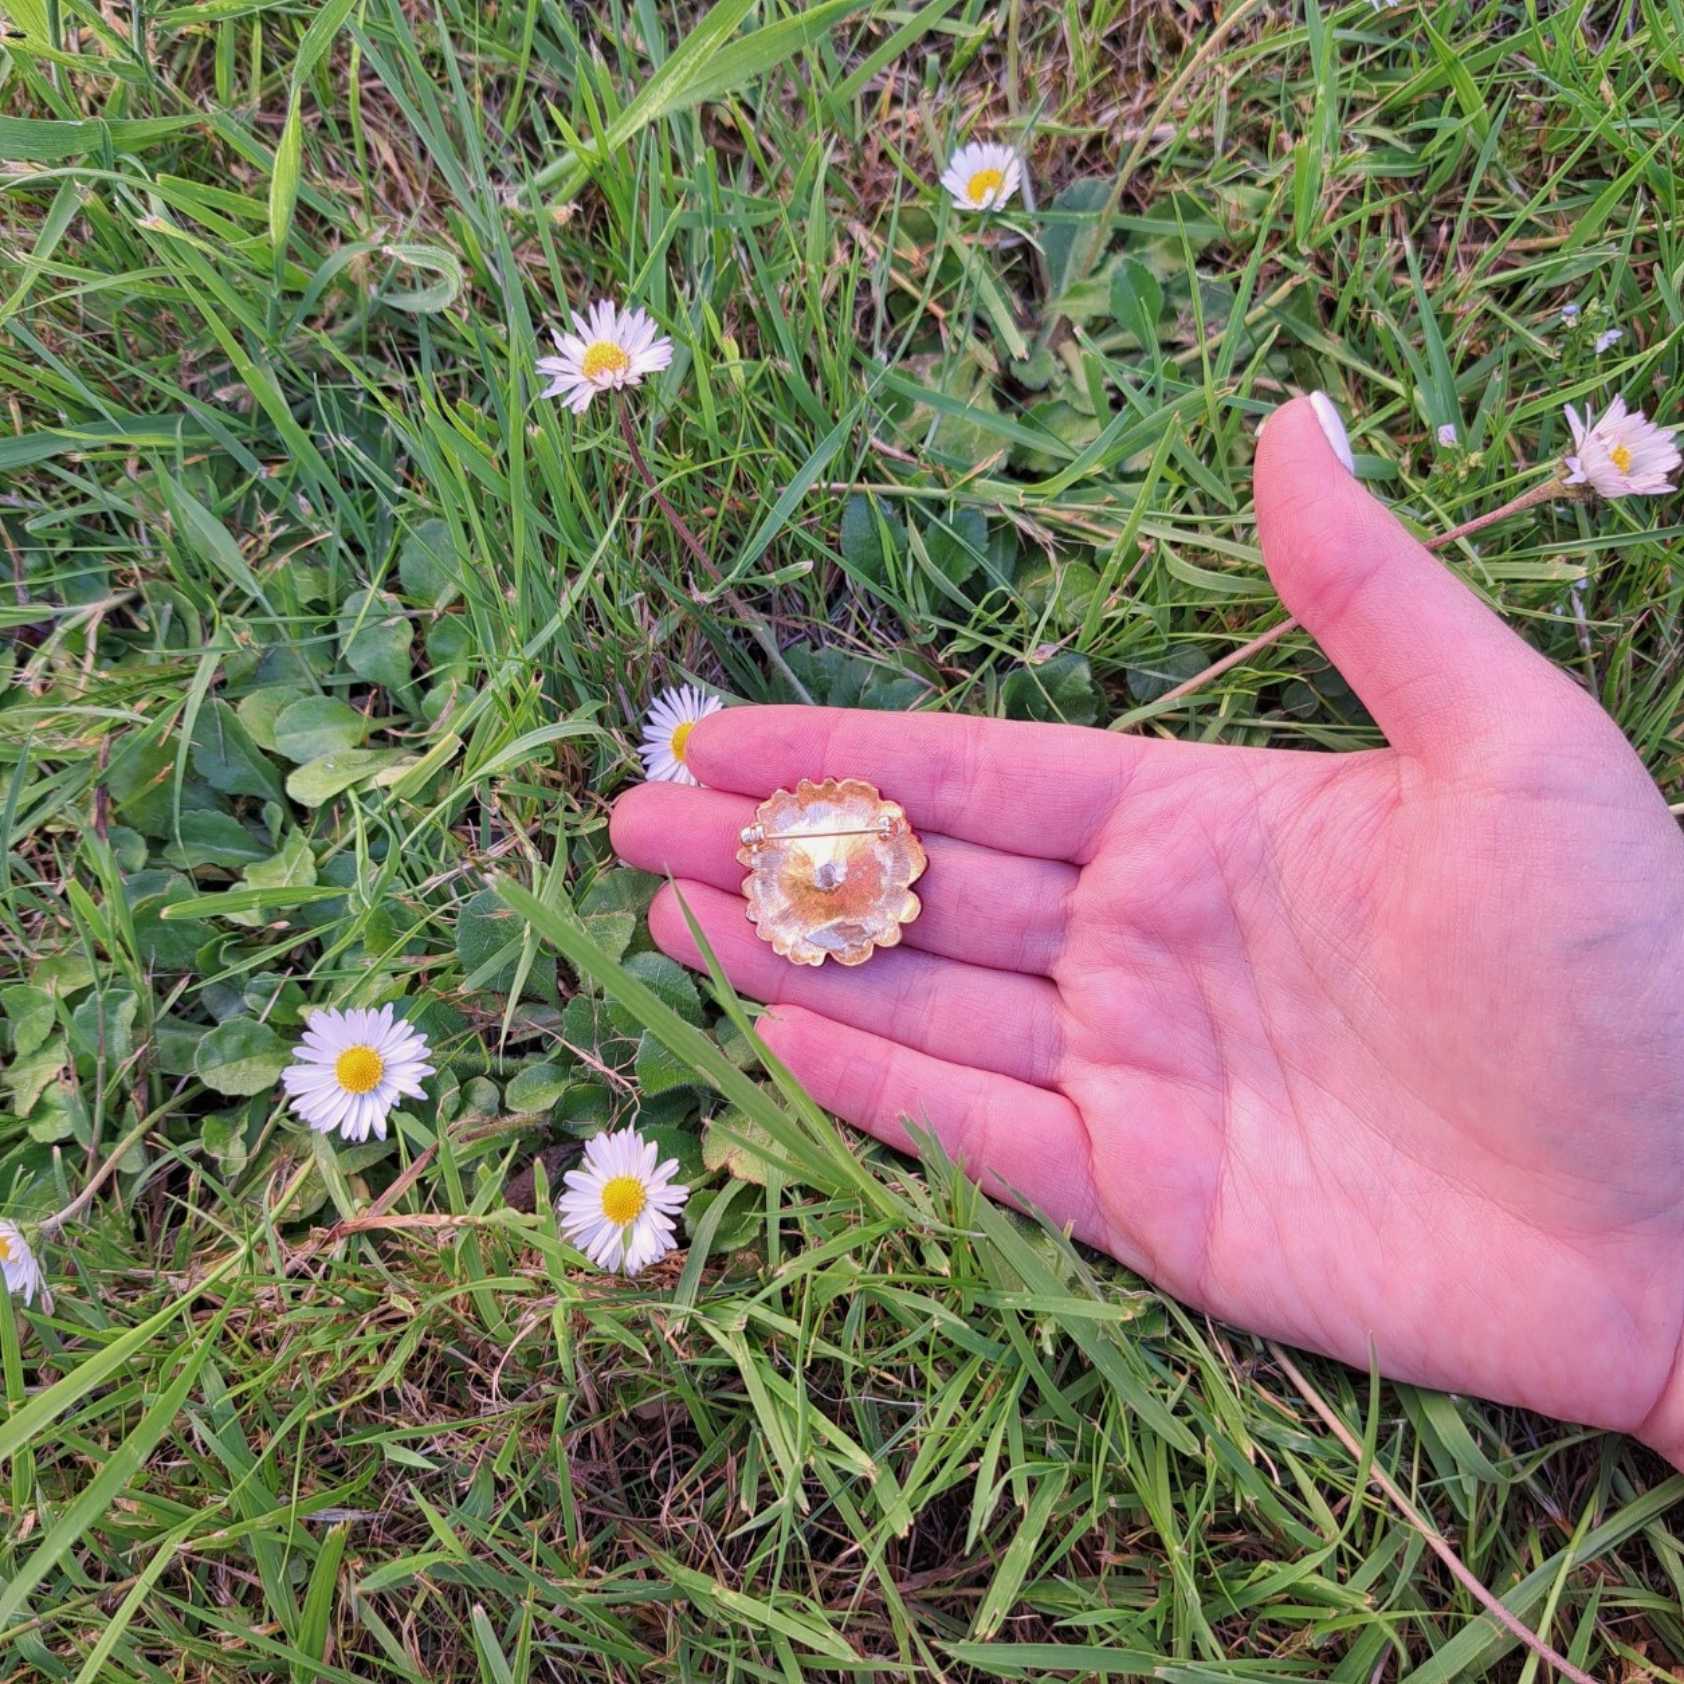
[1562,396,1680,498]
[538,299,673,415]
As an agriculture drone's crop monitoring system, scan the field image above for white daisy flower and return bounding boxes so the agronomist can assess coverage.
[556,1127,689,1276]
[638,683,722,786]
[1562,395,1681,498]
[1593,328,1623,353]
[537,298,674,415]
[0,1221,42,1306]
[939,141,1024,212]
[1436,422,1459,447]
[280,1004,434,1143]
[1560,303,1580,324]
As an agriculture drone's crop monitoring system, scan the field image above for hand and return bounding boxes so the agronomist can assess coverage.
[611,395,1684,1463]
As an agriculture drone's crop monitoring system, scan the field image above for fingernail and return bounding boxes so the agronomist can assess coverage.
[1308,391,1355,474]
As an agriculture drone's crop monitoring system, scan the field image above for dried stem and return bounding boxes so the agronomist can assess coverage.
[1149,473,1574,713]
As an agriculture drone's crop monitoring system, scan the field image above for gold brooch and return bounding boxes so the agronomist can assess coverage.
[737,778,926,967]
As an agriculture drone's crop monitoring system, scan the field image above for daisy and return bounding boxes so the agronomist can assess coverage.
[280,1004,433,1143]
[1437,422,1459,447]
[638,683,722,786]
[1562,396,1680,498]
[1593,328,1624,353]
[556,1127,689,1276]
[537,298,673,415]
[0,1221,42,1306]
[940,141,1024,212]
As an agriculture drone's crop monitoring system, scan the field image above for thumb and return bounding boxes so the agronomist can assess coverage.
[1255,394,1576,760]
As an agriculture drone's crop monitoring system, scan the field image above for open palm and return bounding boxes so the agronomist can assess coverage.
[612,397,1684,1461]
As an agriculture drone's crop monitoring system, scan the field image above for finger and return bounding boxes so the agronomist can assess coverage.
[1255,393,1583,759]
[611,782,1077,976]
[757,1005,1107,1248]
[683,705,1196,863]
[650,881,1065,1089]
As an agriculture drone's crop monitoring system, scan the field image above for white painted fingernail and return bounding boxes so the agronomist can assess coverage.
[1308,391,1355,474]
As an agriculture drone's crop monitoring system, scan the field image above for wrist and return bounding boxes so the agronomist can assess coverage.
[1639,1325,1684,1471]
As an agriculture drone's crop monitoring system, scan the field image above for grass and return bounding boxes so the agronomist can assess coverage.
[1,0,1683,1676]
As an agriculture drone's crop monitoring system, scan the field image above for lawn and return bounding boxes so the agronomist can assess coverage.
[2,0,1683,1677]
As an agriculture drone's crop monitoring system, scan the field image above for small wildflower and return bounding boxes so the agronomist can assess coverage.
[281,1005,434,1143]
[1560,303,1580,324]
[1562,396,1680,498]
[1593,328,1623,354]
[940,141,1024,212]
[557,1128,689,1276]
[537,299,673,415]
[639,684,722,786]
[1437,423,1459,448]
[0,1221,42,1306]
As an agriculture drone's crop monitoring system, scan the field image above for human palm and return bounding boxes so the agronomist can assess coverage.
[613,397,1684,1460]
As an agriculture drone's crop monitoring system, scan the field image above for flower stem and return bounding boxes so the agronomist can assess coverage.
[1148,471,1573,713]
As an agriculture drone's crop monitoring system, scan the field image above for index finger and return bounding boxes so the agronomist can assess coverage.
[684,704,1187,863]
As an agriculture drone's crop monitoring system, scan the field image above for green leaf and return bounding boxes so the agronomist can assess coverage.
[69,988,138,1067]
[5,1040,67,1116]
[272,696,371,763]
[162,810,273,869]
[228,829,317,928]
[1002,652,1100,726]
[505,1062,573,1114]
[455,887,557,1002]
[270,89,303,254]
[191,700,285,803]
[130,870,208,969]
[195,1018,290,1096]
[702,1108,777,1185]
[923,508,987,587]
[236,685,307,752]
[840,493,904,587]
[1109,256,1164,349]
[337,588,414,692]
[377,243,464,314]
[2,986,56,1059]
[397,518,460,609]
[285,748,410,808]
[1043,178,1113,305]
[610,953,703,1038]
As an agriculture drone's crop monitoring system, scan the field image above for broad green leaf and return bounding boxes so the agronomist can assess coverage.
[237,685,307,751]
[337,588,414,692]
[5,1040,67,1116]
[702,1108,776,1185]
[228,829,317,928]
[504,1063,573,1114]
[286,747,410,808]
[192,700,285,803]
[1002,652,1100,725]
[397,518,460,609]
[271,696,372,763]
[1044,178,1113,304]
[162,810,273,869]
[2,986,56,1059]
[195,1017,289,1096]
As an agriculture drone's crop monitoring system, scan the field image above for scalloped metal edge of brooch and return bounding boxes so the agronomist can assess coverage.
[735,777,926,966]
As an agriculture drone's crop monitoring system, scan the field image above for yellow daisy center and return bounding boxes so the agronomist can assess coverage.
[581,340,632,381]
[967,167,1006,205]
[1610,442,1633,473]
[335,1045,385,1094]
[670,719,695,762]
[0,1233,12,1263]
[600,1175,647,1225]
